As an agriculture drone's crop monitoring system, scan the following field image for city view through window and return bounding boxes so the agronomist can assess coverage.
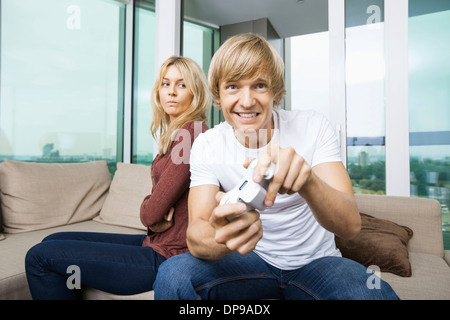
[1,0,125,175]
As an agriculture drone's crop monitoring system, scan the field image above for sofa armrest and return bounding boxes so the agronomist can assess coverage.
[445,250,450,267]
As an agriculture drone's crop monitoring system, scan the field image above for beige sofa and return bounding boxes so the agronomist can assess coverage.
[0,160,153,300]
[0,160,449,300]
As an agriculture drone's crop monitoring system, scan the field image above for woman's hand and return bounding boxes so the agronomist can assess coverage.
[148,207,175,233]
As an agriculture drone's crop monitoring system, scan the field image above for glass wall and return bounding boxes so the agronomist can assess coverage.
[183,21,220,128]
[131,6,220,167]
[288,32,330,118]
[408,1,450,249]
[345,0,386,195]
[132,0,156,166]
[0,0,125,173]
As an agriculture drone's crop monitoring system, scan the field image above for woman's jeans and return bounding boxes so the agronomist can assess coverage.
[154,251,399,300]
[25,232,165,300]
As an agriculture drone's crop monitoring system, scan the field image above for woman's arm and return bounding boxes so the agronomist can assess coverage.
[140,122,205,228]
[140,159,190,227]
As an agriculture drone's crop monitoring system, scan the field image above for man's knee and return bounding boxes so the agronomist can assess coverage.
[154,252,199,299]
[327,257,399,300]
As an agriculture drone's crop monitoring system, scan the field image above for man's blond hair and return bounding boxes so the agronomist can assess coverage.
[208,33,286,108]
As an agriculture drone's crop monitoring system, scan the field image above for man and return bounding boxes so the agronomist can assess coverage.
[153,33,398,300]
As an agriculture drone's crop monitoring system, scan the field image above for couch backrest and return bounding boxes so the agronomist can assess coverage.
[355,194,443,257]
[0,160,111,234]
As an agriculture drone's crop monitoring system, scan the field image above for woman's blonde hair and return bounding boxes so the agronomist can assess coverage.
[150,56,210,154]
[208,33,286,108]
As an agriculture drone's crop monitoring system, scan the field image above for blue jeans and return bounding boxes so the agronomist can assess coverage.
[154,251,399,300]
[25,232,165,300]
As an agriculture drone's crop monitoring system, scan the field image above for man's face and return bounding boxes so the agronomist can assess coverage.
[218,76,274,148]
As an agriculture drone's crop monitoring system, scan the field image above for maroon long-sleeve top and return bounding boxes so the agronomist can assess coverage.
[140,121,208,259]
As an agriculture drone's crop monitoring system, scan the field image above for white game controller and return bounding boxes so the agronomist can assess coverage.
[220,159,275,221]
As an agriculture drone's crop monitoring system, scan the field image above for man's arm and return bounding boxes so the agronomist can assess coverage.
[253,145,360,240]
[301,161,361,240]
[187,184,263,260]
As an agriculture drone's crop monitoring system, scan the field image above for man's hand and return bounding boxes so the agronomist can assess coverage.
[210,192,263,255]
[246,144,312,207]
[248,144,361,240]
[149,207,175,233]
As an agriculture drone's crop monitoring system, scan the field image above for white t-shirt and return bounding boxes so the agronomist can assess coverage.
[189,109,342,270]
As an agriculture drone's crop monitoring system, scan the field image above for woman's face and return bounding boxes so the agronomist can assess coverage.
[159,65,193,121]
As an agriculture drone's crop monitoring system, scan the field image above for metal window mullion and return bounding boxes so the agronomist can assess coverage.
[122,0,134,164]
[384,0,410,196]
[328,0,347,166]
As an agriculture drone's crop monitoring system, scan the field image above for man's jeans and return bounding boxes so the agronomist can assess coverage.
[25,232,165,299]
[154,251,399,300]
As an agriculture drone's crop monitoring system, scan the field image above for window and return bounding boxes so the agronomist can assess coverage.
[288,32,330,118]
[183,20,220,128]
[132,12,220,166]
[0,0,126,174]
[408,1,450,249]
[132,0,156,165]
[345,0,386,195]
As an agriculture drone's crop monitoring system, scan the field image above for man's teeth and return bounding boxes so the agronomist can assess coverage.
[238,113,257,118]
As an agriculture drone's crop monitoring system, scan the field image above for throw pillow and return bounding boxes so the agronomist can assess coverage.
[0,160,111,233]
[335,212,414,277]
[94,162,151,231]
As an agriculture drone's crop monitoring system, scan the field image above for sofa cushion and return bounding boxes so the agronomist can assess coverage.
[355,194,442,257]
[381,252,450,300]
[94,162,151,231]
[335,213,413,277]
[0,160,110,233]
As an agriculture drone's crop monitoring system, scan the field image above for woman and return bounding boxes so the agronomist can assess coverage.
[25,56,210,299]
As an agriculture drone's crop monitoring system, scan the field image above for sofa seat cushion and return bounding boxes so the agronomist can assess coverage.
[381,252,450,300]
[0,220,145,300]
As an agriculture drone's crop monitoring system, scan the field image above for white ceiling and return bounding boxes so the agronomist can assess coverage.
[183,0,329,38]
